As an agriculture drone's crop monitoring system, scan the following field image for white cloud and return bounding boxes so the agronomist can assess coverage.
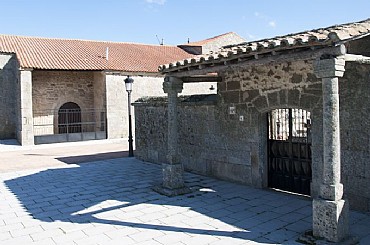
[269,21,276,28]
[254,11,277,28]
[145,0,166,5]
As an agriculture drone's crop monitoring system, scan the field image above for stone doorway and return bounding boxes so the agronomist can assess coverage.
[267,108,312,195]
[58,102,82,134]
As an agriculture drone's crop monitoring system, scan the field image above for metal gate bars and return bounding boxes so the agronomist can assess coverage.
[267,108,312,195]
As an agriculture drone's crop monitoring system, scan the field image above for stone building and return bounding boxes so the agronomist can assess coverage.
[134,18,370,242]
[0,32,245,145]
[178,32,246,55]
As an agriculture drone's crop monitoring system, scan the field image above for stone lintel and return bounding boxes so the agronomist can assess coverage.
[163,76,183,94]
[314,58,345,78]
[320,183,343,201]
[181,75,222,83]
[313,198,349,243]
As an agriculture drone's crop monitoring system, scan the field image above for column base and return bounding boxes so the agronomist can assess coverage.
[313,198,349,243]
[298,230,358,245]
[18,130,34,146]
[162,163,185,189]
[320,183,343,201]
[152,185,192,197]
[152,163,192,197]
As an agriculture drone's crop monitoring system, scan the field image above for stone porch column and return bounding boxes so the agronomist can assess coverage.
[313,57,349,242]
[18,70,34,146]
[153,76,191,196]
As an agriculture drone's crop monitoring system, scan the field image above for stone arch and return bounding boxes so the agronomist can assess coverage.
[54,97,85,113]
[53,97,85,134]
[251,88,322,114]
[254,89,323,197]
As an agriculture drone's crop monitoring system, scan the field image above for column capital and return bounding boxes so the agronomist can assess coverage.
[314,57,345,78]
[163,76,183,94]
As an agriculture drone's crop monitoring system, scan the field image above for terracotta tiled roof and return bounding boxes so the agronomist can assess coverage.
[159,18,370,73]
[0,35,193,72]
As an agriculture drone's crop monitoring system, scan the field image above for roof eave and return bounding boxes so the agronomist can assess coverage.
[159,42,333,74]
[159,42,350,75]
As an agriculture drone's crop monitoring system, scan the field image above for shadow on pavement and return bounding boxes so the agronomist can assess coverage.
[5,158,312,243]
[57,151,131,164]
[21,151,130,164]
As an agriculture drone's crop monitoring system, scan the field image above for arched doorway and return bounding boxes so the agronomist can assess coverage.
[267,108,312,195]
[58,102,82,134]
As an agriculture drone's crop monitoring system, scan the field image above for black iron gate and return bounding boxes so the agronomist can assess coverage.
[267,108,312,195]
[58,102,82,134]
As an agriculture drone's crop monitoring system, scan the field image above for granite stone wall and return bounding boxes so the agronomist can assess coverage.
[340,62,370,211]
[135,58,370,212]
[220,59,324,196]
[32,70,96,136]
[105,74,216,140]
[0,54,18,139]
[135,59,325,189]
[32,70,95,112]
[134,96,261,184]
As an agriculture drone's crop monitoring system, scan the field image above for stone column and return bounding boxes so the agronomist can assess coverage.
[17,70,34,146]
[313,57,349,242]
[153,76,191,196]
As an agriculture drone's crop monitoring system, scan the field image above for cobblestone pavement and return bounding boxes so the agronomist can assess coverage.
[0,148,370,244]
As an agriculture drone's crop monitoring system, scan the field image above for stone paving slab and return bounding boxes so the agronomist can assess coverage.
[0,157,369,244]
[0,139,129,172]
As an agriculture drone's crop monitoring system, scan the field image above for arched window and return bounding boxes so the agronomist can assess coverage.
[58,102,82,134]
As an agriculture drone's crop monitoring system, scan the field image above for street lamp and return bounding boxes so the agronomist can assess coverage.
[124,76,134,157]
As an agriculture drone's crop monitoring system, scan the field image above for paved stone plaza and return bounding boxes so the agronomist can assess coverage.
[0,142,370,244]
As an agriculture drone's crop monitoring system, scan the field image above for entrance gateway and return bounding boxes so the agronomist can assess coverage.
[267,108,312,195]
[58,102,82,134]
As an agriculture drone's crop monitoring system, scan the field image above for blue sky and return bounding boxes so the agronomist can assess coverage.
[1,0,370,45]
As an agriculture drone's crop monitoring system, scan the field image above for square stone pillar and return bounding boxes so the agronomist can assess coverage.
[105,73,126,139]
[312,57,349,242]
[153,76,191,196]
[17,70,34,146]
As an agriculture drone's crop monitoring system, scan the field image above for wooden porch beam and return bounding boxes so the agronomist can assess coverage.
[180,75,222,83]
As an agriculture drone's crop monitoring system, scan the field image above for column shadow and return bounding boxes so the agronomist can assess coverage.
[4,157,311,243]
